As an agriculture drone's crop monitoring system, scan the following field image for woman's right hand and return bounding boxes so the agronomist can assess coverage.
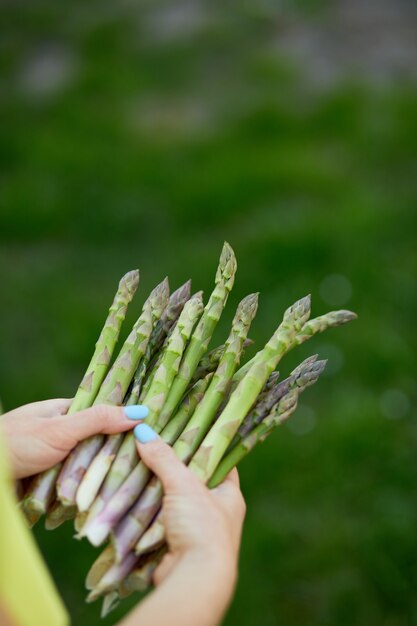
[134,424,246,589]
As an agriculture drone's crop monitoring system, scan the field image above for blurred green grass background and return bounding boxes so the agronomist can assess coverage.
[1,1,417,624]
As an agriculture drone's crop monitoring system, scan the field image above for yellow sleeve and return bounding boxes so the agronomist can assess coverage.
[0,427,70,626]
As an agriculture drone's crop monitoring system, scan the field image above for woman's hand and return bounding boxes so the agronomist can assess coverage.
[1,400,148,479]
[121,425,246,626]
[135,425,246,588]
[121,423,246,626]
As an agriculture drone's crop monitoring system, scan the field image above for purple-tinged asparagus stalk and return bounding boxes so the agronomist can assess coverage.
[55,278,169,511]
[258,370,280,397]
[20,270,140,526]
[88,546,167,606]
[86,552,139,602]
[188,338,253,389]
[235,354,318,441]
[209,358,327,486]
[126,280,192,405]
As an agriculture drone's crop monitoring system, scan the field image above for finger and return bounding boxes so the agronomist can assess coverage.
[211,468,240,495]
[134,427,201,495]
[54,404,149,443]
[41,398,73,417]
[223,468,240,487]
[210,469,246,516]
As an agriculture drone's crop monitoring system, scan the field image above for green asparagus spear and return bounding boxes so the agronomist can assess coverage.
[56,278,169,509]
[188,295,311,481]
[294,310,357,345]
[74,280,173,513]
[76,293,204,515]
[142,292,204,426]
[21,270,140,525]
[72,269,140,410]
[154,242,237,429]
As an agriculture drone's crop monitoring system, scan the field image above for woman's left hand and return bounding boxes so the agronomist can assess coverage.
[1,399,147,479]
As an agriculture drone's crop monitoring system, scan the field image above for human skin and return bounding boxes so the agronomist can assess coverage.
[1,401,246,626]
[1,399,148,479]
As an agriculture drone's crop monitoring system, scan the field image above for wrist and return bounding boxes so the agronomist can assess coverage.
[179,546,238,595]
[124,547,238,626]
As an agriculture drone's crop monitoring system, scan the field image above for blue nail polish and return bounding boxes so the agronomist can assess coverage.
[134,423,158,443]
[124,405,149,420]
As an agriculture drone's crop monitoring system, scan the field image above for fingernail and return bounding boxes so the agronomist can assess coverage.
[124,405,149,420]
[134,423,158,443]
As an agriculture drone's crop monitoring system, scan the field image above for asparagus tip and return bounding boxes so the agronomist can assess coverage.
[326,309,358,327]
[295,357,327,390]
[173,279,192,303]
[291,354,318,377]
[217,242,237,283]
[339,310,358,321]
[284,294,311,328]
[118,269,140,298]
[234,292,259,324]
[149,277,170,312]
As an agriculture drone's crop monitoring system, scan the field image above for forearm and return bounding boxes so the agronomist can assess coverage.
[120,552,237,626]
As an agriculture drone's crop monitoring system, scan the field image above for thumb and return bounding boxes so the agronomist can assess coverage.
[134,425,201,495]
[5,398,72,420]
[54,404,149,443]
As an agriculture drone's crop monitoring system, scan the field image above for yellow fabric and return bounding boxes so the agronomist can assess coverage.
[0,428,69,626]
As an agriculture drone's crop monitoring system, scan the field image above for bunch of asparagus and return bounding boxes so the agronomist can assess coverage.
[20,243,356,616]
